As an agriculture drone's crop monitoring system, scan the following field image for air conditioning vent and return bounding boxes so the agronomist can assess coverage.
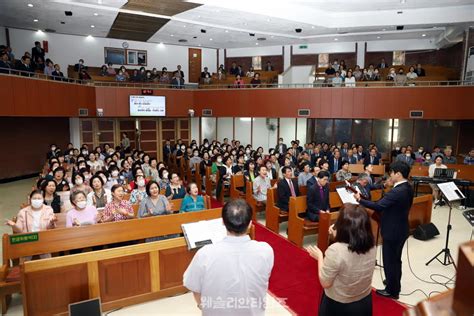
[298,109,310,117]
[409,110,423,118]
[202,109,212,116]
[78,108,89,117]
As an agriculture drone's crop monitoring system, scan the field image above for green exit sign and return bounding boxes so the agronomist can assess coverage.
[10,233,39,245]
[299,45,308,49]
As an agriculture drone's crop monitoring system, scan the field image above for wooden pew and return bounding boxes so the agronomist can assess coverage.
[204,166,218,198]
[349,164,385,176]
[245,181,265,221]
[288,189,384,248]
[195,166,203,195]
[18,210,256,316]
[1,208,223,313]
[317,194,433,254]
[329,180,346,192]
[265,185,308,233]
[230,174,245,199]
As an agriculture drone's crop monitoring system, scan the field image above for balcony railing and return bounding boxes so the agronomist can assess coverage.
[1,67,472,89]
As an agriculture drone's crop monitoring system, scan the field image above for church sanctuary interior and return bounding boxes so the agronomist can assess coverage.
[1,0,474,315]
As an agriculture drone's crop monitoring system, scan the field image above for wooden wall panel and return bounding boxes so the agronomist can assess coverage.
[24,263,89,315]
[99,253,152,303]
[159,246,195,289]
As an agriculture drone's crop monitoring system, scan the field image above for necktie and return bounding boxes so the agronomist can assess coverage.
[319,186,324,202]
[334,159,338,171]
[371,156,374,164]
[289,179,296,197]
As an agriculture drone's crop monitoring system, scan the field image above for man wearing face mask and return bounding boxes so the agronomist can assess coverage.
[394,68,407,86]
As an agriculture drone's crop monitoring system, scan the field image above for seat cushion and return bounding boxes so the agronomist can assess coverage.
[5,266,20,283]
[304,220,319,228]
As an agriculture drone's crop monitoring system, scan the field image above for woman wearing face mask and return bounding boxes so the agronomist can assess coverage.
[5,190,56,262]
[216,156,234,199]
[211,154,224,175]
[71,173,92,195]
[147,158,160,181]
[180,183,205,213]
[189,149,202,172]
[166,173,186,200]
[128,168,148,191]
[67,191,98,227]
[87,175,112,209]
[130,175,148,204]
[199,152,212,177]
[422,152,433,167]
[176,144,186,167]
[41,180,62,213]
[106,165,124,189]
[98,185,134,223]
[158,168,170,192]
[232,155,246,175]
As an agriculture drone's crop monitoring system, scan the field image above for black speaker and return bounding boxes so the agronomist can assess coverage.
[413,223,440,241]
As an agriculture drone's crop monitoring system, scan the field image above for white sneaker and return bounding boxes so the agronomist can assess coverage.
[434,199,440,204]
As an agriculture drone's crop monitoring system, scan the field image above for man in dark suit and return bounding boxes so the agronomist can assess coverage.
[0,52,12,74]
[328,151,343,174]
[163,139,172,163]
[363,148,381,166]
[16,55,34,76]
[306,165,321,187]
[276,166,300,211]
[264,61,274,71]
[304,171,330,222]
[275,138,287,155]
[31,41,45,66]
[344,149,358,164]
[355,161,414,300]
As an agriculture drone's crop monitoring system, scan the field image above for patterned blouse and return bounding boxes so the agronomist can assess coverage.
[101,199,134,222]
[130,189,147,204]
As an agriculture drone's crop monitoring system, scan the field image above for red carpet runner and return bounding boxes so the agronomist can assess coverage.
[253,222,407,316]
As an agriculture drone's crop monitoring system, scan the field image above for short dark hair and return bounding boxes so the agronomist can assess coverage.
[334,204,374,254]
[222,199,252,235]
[111,184,122,193]
[389,161,410,179]
[257,165,267,172]
[281,166,292,174]
[146,180,160,196]
[317,170,330,179]
[72,172,85,185]
[90,174,104,186]
[186,182,197,194]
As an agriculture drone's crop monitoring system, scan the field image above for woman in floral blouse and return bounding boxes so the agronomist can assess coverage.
[98,184,134,222]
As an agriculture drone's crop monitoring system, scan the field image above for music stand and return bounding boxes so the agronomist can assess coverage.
[426,182,465,268]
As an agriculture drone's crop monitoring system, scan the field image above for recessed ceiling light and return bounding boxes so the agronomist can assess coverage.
[97,0,102,4]
[90,25,95,28]
[311,26,315,29]
[266,18,271,22]
[170,34,174,37]
[432,26,437,28]
[382,28,386,31]
[93,13,99,16]
[209,38,213,41]
[271,35,274,38]
[377,36,381,39]
[27,3,33,7]
[400,0,406,4]
[158,42,163,45]
[197,15,201,18]
[225,30,229,33]
[33,19,38,22]
[198,44,202,47]
[334,38,338,41]
[183,25,186,27]
[86,35,93,39]
[255,42,259,45]
[422,33,426,37]
[243,22,248,26]
[37,30,43,34]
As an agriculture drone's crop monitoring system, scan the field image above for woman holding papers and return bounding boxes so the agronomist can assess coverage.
[180,183,205,213]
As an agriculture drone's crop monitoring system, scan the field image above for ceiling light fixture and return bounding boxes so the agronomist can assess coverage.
[311,26,315,29]
[266,18,271,22]
[225,30,229,33]
[28,3,34,7]
[255,42,259,45]
[86,35,94,39]
[334,38,338,41]
[33,19,38,22]
[209,38,213,41]
[93,13,99,16]
[90,25,95,28]
[382,28,386,31]
[377,36,381,39]
[400,0,406,4]
[37,30,43,34]
[97,0,102,4]
[170,34,174,37]
[422,33,426,37]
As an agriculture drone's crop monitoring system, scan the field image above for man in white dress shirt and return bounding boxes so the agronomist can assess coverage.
[183,199,274,315]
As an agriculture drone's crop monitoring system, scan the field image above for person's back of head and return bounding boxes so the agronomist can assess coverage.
[222,199,252,236]
[334,204,374,254]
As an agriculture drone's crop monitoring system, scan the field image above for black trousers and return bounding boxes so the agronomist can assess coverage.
[382,238,407,295]
[319,292,372,316]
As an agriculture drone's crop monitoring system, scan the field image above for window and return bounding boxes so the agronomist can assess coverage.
[315,119,333,143]
[352,119,372,147]
[252,56,262,70]
[318,53,329,68]
[392,51,405,66]
[373,119,392,153]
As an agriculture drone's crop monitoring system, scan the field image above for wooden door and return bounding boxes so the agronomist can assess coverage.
[188,48,202,83]
[139,119,158,158]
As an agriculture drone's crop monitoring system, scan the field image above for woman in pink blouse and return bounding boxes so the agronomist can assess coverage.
[98,184,134,223]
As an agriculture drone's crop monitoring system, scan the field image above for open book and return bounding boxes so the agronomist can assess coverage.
[181,218,228,250]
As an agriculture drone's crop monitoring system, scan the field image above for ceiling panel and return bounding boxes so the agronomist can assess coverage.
[107,12,169,41]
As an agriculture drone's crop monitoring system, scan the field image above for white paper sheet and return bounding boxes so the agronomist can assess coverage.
[181,218,227,249]
[437,182,465,202]
[336,187,359,205]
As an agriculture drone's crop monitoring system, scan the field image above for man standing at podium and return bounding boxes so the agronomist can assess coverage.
[183,199,274,315]
[354,161,413,300]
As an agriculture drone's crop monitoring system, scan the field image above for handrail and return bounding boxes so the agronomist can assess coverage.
[1,67,473,89]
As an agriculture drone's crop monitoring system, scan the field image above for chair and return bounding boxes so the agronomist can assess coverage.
[230,174,246,200]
